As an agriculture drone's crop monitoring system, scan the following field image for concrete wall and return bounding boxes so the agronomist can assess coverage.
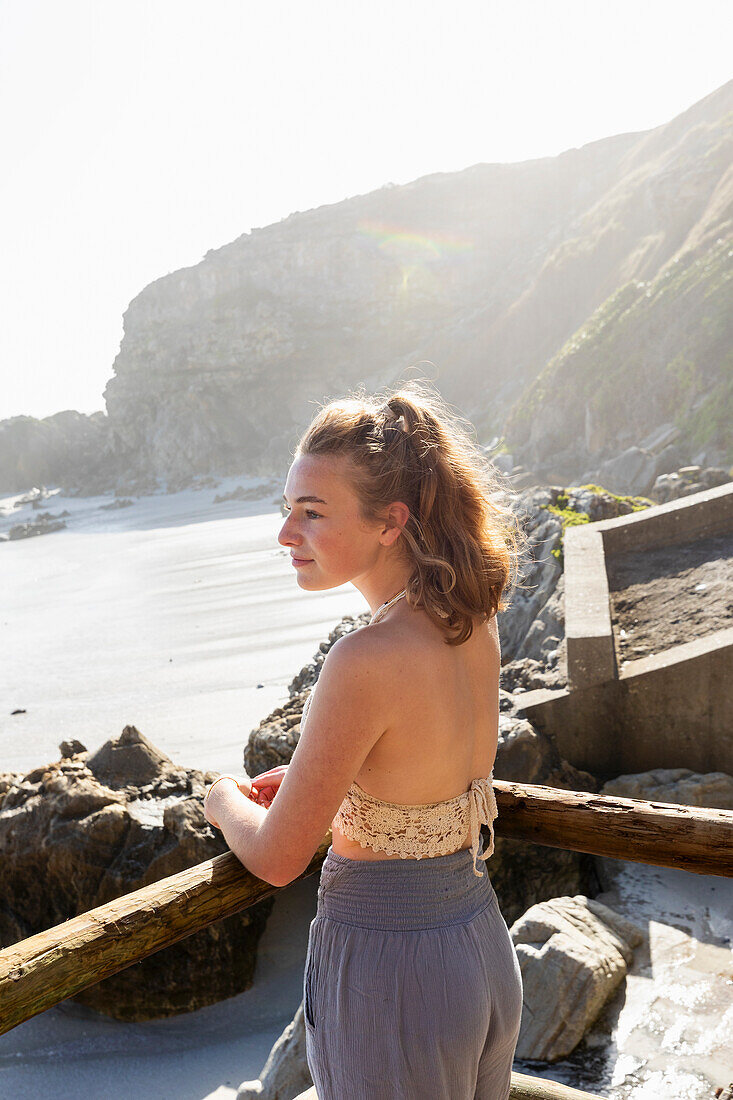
[599,481,733,554]
[564,527,616,689]
[519,627,733,780]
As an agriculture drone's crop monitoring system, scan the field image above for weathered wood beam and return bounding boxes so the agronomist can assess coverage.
[493,781,733,877]
[293,1072,606,1099]
[0,836,332,1035]
[1,784,731,1035]
[509,1071,607,1098]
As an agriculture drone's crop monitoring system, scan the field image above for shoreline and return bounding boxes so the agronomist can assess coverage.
[1,476,368,777]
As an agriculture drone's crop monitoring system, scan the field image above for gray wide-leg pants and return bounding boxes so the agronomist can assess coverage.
[303,845,523,1100]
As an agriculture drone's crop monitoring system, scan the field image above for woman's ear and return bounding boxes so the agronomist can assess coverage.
[381,501,410,546]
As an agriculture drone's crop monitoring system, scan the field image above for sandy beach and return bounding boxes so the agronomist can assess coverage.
[1,478,368,776]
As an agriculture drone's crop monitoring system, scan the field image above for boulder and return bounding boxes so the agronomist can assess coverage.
[601,768,733,809]
[653,442,687,477]
[510,895,643,1061]
[701,466,731,489]
[0,729,273,1020]
[595,447,658,497]
[651,465,731,503]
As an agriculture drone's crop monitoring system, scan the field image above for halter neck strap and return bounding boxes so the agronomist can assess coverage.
[369,588,407,626]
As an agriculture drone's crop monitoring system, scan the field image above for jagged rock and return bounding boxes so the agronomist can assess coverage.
[510,895,643,1061]
[601,768,733,809]
[0,729,273,1020]
[87,724,179,789]
[237,1001,312,1099]
[59,739,87,758]
[651,465,732,503]
[99,497,134,510]
[7,515,66,540]
[498,484,648,666]
[497,494,564,663]
[515,575,565,664]
[500,655,566,693]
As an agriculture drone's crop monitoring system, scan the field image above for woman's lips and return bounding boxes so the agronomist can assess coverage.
[291,556,313,567]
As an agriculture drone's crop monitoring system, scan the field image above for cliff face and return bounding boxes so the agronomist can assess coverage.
[2,81,731,494]
[102,133,640,484]
[0,411,117,494]
[504,86,733,477]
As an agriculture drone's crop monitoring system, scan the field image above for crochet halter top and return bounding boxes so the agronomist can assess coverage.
[300,589,499,878]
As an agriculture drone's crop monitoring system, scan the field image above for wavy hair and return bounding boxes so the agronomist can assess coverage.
[295,379,523,645]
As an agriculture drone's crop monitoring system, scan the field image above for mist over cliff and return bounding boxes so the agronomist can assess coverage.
[2,80,731,495]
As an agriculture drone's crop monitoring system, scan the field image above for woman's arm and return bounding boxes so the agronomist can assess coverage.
[205,630,389,887]
[204,780,272,876]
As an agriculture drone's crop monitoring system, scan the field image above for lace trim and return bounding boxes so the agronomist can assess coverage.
[333,777,497,877]
[301,689,498,877]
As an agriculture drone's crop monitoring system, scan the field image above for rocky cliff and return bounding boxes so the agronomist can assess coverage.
[1,81,731,494]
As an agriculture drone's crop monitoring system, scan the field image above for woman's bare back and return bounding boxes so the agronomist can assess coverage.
[330,607,501,861]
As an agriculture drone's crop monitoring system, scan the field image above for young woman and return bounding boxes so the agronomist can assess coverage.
[203,381,525,1099]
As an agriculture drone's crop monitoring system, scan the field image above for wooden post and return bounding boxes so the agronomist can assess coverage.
[1,784,732,1035]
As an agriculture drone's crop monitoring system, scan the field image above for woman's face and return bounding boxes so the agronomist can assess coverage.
[278,453,400,591]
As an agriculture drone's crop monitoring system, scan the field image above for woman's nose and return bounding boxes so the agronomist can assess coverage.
[278,515,300,547]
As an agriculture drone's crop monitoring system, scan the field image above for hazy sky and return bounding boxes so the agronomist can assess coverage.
[1,0,731,421]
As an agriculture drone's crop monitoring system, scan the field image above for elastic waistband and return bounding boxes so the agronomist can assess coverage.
[316,846,498,930]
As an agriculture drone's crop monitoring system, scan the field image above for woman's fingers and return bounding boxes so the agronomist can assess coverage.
[249,783,276,808]
[251,765,288,783]
[247,766,288,808]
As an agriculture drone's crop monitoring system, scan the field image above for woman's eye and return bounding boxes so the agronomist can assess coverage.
[280,504,321,519]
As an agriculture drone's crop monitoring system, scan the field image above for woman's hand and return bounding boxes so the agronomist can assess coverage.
[249,765,289,809]
[204,773,252,829]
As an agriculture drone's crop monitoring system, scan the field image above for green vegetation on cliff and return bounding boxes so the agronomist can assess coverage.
[505,182,733,469]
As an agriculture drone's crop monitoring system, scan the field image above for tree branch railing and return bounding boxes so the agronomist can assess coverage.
[1,781,731,1044]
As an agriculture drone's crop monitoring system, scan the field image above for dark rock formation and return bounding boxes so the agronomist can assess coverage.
[6,512,68,540]
[0,727,273,1021]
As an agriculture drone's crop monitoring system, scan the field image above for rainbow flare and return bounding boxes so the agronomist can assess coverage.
[358,220,474,258]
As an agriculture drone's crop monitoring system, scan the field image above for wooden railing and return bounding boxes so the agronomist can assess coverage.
[2,781,732,1098]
